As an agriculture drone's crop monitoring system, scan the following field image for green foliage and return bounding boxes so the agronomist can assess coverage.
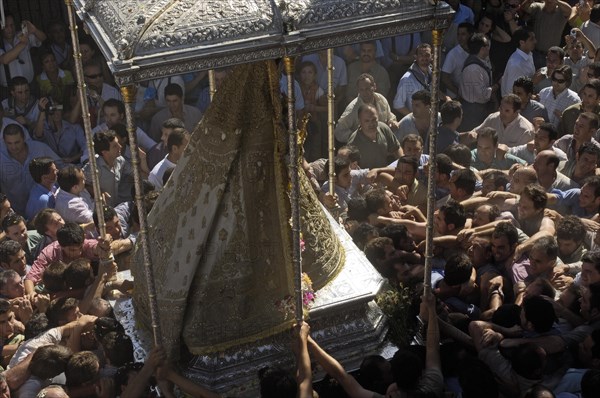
[376,283,417,348]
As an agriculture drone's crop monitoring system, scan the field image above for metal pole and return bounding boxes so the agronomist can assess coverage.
[208,70,216,101]
[121,85,163,346]
[283,56,304,324]
[327,49,335,198]
[424,29,443,293]
[64,0,107,240]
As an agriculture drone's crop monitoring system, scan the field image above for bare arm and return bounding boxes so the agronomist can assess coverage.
[307,336,374,398]
[293,323,313,398]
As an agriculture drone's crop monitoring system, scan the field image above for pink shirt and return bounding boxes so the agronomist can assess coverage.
[25,239,98,284]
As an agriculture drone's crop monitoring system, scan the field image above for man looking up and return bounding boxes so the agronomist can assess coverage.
[347,104,401,169]
[394,43,433,117]
[345,41,391,102]
[335,73,397,143]
[83,130,124,207]
[149,83,202,141]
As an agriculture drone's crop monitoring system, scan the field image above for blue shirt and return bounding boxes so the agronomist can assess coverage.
[25,183,55,220]
[0,140,61,215]
[38,120,88,162]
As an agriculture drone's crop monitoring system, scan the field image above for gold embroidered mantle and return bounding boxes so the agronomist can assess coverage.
[132,61,345,357]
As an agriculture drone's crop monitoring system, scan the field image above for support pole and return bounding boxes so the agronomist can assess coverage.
[424,29,444,294]
[121,85,163,347]
[283,56,304,324]
[327,49,335,198]
[65,0,107,241]
[208,70,217,101]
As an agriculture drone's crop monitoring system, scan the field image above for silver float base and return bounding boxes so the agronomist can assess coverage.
[114,212,387,397]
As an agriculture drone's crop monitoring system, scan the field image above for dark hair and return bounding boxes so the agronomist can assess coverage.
[483,171,509,192]
[46,297,79,327]
[65,351,100,387]
[552,64,573,87]
[397,155,418,173]
[24,313,50,340]
[29,157,56,184]
[64,258,92,290]
[258,367,297,398]
[338,144,361,164]
[391,347,424,390]
[578,141,600,160]
[411,89,431,106]
[451,169,477,196]
[556,215,586,245]
[513,76,534,95]
[56,222,84,247]
[92,205,117,228]
[352,223,380,251]
[492,304,522,328]
[33,208,62,235]
[436,153,454,176]
[523,295,556,333]
[513,28,533,48]
[529,277,557,301]
[523,384,556,398]
[584,78,600,98]
[467,33,488,55]
[582,250,600,274]
[93,130,117,155]
[591,4,600,24]
[166,128,187,152]
[0,239,21,265]
[459,357,499,398]
[444,253,473,286]
[440,100,462,125]
[356,73,376,86]
[42,261,68,293]
[101,332,134,367]
[537,123,558,141]
[364,237,394,271]
[531,236,558,261]
[444,144,471,168]
[502,93,522,112]
[365,189,387,213]
[9,76,29,90]
[29,344,72,379]
[477,127,498,146]
[1,212,24,233]
[440,200,467,230]
[521,184,548,210]
[28,344,71,379]
[102,98,125,115]
[347,197,369,222]
[380,224,410,250]
[2,123,25,139]
[112,123,128,144]
[582,369,600,398]
[162,118,185,129]
[358,355,391,394]
[579,112,600,131]
[164,83,183,98]
[492,222,519,247]
[511,343,546,380]
[57,165,83,193]
[588,282,600,315]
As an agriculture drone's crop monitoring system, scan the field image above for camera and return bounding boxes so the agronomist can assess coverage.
[45,102,63,114]
[571,28,578,39]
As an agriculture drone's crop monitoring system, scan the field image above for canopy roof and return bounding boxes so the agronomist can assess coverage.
[73,0,453,85]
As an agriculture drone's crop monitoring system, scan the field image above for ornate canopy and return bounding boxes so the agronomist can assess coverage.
[72,0,453,85]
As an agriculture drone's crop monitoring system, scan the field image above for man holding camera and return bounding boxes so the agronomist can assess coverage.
[1,76,40,133]
[32,97,87,165]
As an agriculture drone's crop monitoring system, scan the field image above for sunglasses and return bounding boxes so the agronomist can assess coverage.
[85,73,103,79]
[552,77,566,84]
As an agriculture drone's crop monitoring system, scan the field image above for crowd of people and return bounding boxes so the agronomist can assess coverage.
[4,0,600,397]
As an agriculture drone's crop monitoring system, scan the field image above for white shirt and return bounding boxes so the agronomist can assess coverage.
[442,44,469,97]
[501,48,535,96]
[148,156,176,189]
[0,33,42,85]
[538,87,580,127]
